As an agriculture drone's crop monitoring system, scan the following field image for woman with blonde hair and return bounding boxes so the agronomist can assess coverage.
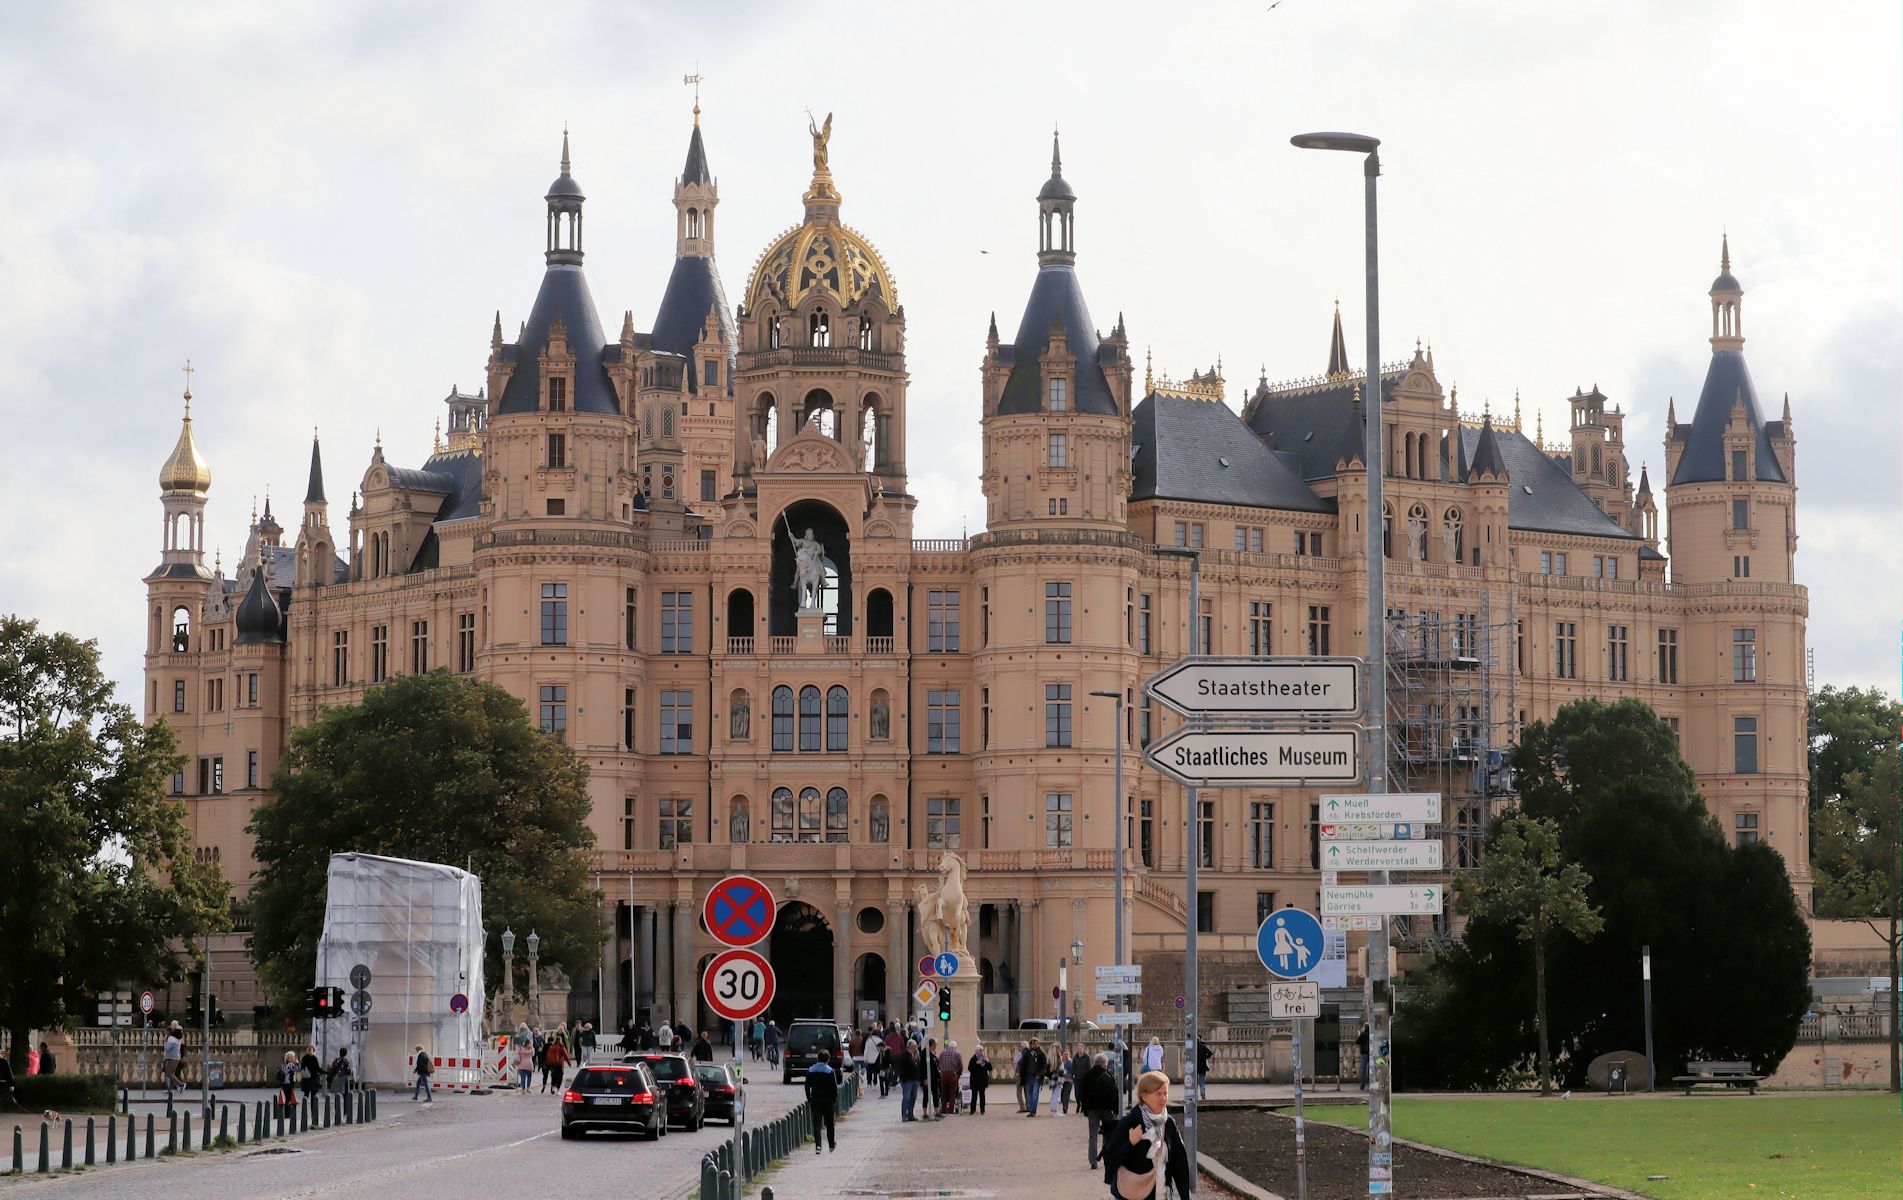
[1141,1036,1164,1074]
[1100,1071,1190,1199]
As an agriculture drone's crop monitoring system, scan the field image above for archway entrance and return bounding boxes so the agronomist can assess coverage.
[769,900,834,1025]
[770,499,852,637]
[853,953,886,1025]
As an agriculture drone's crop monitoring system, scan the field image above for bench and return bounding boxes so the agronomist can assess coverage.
[1671,1060,1762,1094]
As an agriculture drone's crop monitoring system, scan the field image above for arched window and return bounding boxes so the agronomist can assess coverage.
[1590,444,1602,475]
[858,318,873,350]
[172,606,192,653]
[768,314,782,350]
[826,787,849,842]
[661,406,674,438]
[1403,432,1416,480]
[798,685,821,752]
[812,407,836,438]
[827,686,849,751]
[771,786,794,841]
[1442,507,1464,565]
[810,311,830,348]
[771,686,794,752]
[798,786,822,840]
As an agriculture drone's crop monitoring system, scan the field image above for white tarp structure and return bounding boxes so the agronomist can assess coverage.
[315,853,485,1086]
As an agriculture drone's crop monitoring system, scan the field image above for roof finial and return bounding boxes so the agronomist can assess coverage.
[1145,346,1153,394]
[434,418,443,454]
[180,358,195,407]
[683,66,704,125]
[560,125,571,174]
[1536,408,1544,444]
[1051,124,1062,177]
[1513,391,1522,430]
[1721,228,1730,273]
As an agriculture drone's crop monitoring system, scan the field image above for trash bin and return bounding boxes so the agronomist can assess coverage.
[206,1061,226,1090]
[1315,1004,1342,1077]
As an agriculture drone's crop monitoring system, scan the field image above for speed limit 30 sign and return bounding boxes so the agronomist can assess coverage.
[702,948,775,1023]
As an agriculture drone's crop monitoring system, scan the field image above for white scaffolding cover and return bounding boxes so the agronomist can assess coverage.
[315,853,485,1085]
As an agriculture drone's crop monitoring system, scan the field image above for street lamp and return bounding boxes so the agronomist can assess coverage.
[1153,544,1202,1172]
[1089,688,1130,1104]
[500,927,516,1018]
[526,930,542,1025]
[1292,127,1389,1186]
[1642,945,1655,1092]
[1071,939,1084,965]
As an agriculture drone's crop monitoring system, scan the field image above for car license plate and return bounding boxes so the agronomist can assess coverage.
[589,1096,623,1105]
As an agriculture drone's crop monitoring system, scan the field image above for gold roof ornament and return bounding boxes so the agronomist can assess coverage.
[159,363,212,494]
[743,114,897,316]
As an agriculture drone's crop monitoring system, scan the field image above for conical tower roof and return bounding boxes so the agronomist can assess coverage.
[160,390,212,494]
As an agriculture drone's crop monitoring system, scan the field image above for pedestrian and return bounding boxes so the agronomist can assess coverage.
[300,1043,324,1102]
[1045,1044,1064,1114]
[1021,1037,1050,1116]
[277,1051,300,1111]
[657,1020,675,1051]
[1142,1036,1165,1075]
[764,1020,781,1066]
[578,1022,596,1065]
[967,1044,991,1114]
[1080,1052,1119,1169]
[326,1047,353,1094]
[0,1055,15,1110]
[1356,1023,1371,1089]
[36,1042,57,1077]
[1066,1046,1088,1114]
[675,1020,692,1049]
[804,1048,839,1153]
[897,1039,920,1121]
[512,1036,535,1093]
[1014,1041,1031,1112]
[750,1017,766,1061]
[1102,1071,1191,1200]
[412,1045,434,1102]
[937,1039,963,1115]
[544,1034,570,1092]
[691,1030,714,1062]
[162,1023,185,1094]
[1194,1036,1213,1101]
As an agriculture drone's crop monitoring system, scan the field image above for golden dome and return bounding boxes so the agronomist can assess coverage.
[745,217,897,315]
[160,397,212,494]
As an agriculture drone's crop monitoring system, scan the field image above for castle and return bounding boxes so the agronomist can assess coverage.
[145,109,1807,1028]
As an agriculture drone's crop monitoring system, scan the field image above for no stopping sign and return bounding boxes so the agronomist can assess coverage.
[702,948,776,1023]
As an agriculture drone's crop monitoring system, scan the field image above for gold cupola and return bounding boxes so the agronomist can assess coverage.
[743,114,898,316]
[160,387,213,495]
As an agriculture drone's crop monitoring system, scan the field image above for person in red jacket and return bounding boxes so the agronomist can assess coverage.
[541,1035,570,1093]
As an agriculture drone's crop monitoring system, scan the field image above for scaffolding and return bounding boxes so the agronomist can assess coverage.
[1383,588,1518,949]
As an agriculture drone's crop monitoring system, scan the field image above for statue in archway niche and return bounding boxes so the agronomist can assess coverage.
[729,803,749,844]
[868,694,890,740]
[730,693,750,740]
[790,527,825,611]
[869,802,889,844]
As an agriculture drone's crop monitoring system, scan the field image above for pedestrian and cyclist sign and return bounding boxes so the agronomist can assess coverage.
[704,874,775,948]
[1257,908,1325,980]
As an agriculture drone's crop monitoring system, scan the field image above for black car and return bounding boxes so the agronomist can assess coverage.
[781,1019,842,1084]
[693,1063,745,1126]
[560,1062,667,1141]
[620,1052,705,1130]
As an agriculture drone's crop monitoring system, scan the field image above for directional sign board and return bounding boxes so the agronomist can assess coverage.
[1319,840,1444,870]
[703,948,776,1023]
[704,875,776,948]
[1096,1011,1144,1026]
[1145,656,1362,718]
[1094,980,1141,998]
[1322,885,1445,916]
[1144,727,1361,786]
[1269,981,1321,1019]
[1319,792,1441,823]
[1095,964,1142,980]
[914,980,938,1008]
[1256,908,1325,980]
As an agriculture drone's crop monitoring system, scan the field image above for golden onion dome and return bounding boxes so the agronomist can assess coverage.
[745,218,897,315]
[160,396,212,494]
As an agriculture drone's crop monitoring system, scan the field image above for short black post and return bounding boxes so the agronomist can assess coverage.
[341,1090,352,1125]
[220,1104,229,1144]
[763,1189,774,1200]
[236,1103,245,1145]
[36,1123,47,1173]
[144,1112,154,1159]
[12,1124,22,1173]
[180,1111,191,1154]
[121,1087,129,1114]
[166,1111,177,1154]
[84,1117,95,1166]
[106,1115,116,1164]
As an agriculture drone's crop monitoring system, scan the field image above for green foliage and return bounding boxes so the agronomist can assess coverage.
[248,671,603,1011]
[1808,684,1902,814]
[1813,748,1901,923]
[0,616,228,1071]
[15,1073,120,1111]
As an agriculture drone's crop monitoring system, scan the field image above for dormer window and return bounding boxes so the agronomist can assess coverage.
[1049,377,1069,412]
[810,311,830,348]
[547,376,567,412]
[1731,449,1748,480]
[703,360,719,388]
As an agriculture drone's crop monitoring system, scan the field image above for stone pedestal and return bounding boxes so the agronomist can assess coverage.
[933,952,982,1056]
[797,610,825,649]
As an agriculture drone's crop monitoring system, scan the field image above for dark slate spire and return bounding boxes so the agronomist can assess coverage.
[234,558,284,644]
[682,121,711,185]
[1672,239,1784,485]
[1038,127,1076,202]
[1469,416,1507,479]
[1326,301,1351,379]
[304,434,326,505]
[1636,463,1652,497]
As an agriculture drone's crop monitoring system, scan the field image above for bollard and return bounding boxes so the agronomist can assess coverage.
[145,1112,155,1159]
[60,1118,71,1171]
[220,1104,229,1145]
[700,1156,718,1200]
[11,1125,21,1174]
[299,1096,308,1134]
[276,1099,285,1138]
[253,1101,263,1143]
[718,1168,732,1200]
[181,1111,191,1154]
[763,1190,774,1200]
[342,1090,352,1125]
[121,1087,129,1114]
[106,1115,116,1164]
[85,1117,95,1166]
[237,1104,245,1146]
[36,1123,47,1174]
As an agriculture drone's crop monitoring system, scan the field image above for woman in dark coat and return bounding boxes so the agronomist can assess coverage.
[300,1044,325,1100]
[966,1044,992,1114]
[1102,1070,1191,1199]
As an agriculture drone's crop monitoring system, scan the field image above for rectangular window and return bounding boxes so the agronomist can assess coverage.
[1607,624,1628,682]
[622,796,636,851]
[1044,581,1073,643]
[1174,521,1188,547]
[926,796,961,849]
[1540,550,1552,574]
[1044,682,1072,747]
[547,433,567,469]
[1554,622,1577,679]
[1188,522,1204,549]
[622,688,635,750]
[928,590,961,652]
[1735,812,1760,846]
[540,582,569,646]
[623,588,637,650]
[1199,598,1213,654]
[660,690,694,754]
[1607,556,1619,580]
[1044,792,1074,848]
[1139,799,1154,867]
[1733,715,1758,774]
[1732,498,1749,530]
[1199,799,1215,868]
[205,679,218,712]
[410,620,429,674]
[1555,552,1568,575]
[1048,433,1068,468]
[1516,618,1526,675]
[1138,594,1152,653]
[982,794,992,848]
[1139,695,1152,747]
[1732,449,1748,480]
[1658,628,1679,683]
[1309,802,1321,868]
[1236,527,1249,552]
[1249,601,1272,655]
[1732,627,1758,682]
[545,498,565,516]
[197,757,209,795]
[331,631,348,687]
[247,673,258,705]
[927,689,961,754]
[981,687,991,748]
[1666,715,1681,742]
[246,749,259,789]
[1294,531,1308,555]
[1306,606,1331,656]
[538,684,567,737]
[371,625,389,683]
[1196,891,1215,934]
[660,797,693,849]
[457,612,476,672]
[1249,801,1274,869]
[1048,377,1068,412]
[660,591,693,653]
[1734,555,1751,578]
[700,469,717,502]
[170,770,185,795]
[1256,891,1278,927]
[547,376,567,410]
[210,756,223,794]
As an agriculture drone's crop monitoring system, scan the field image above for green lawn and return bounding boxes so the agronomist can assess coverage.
[1300,1093,1899,1199]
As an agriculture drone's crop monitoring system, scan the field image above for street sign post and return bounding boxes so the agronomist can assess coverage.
[1321,885,1444,916]
[1094,980,1141,998]
[1318,840,1443,871]
[1144,656,1362,718]
[702,948,776,1023]
[935,951,959,978]
[1256,909,1325,980]
[918,956,936,978]
[1095,1011,1144,1026]
[1143,727,1361,786]
[1318,792,1441,823]
[1094,964,1142,979]
[913,980,937,1008]
[704,875,776,948]
[449,992,469,1015]
[1269,981,1321,1020]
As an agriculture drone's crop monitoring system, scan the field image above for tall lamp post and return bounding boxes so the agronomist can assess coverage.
[1642,945,1655,1091]
[526,930,542,1026]
[500,927,516,1025]
[1089,688,1130,1104]
[1154,545,1202,1176]
[1291,129,1389,1190]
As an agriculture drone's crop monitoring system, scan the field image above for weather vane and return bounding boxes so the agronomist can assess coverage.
[684,66,703,122]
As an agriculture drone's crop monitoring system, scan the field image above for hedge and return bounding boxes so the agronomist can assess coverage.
[13,1073,121,1111]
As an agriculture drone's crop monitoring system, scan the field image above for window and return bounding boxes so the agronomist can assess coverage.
[623,589,636,651]
[825,787,849,842]
[927,689,961,754]
[798,685,822,752]
[1138,594,1152,653]
[981,688,991,748]
[547,376,567,411]
[410,620,429,674]
[660,591,693,653]
[1249,802,1274,869]
[660,797,692,849]
[928,590,961,652]
[927,796,961,849]
[205,678,220,713]
[1293,531,1307,555]
[210,756,224,794]
[1658,629,1679,683]
[170,770,185,795]
[770,787,795,841]
[1048,433,1068,468]
[1256,892,1278,927]
[1665,715,1681,742]
[1734,716,1759,773]
[1607,625,1628,682]
[1236,527,1249,552]
[1048,377,1068,412]
[1045,683,1072,747]
[1555,551,1568,575]
[1249,601,1272,655]
[1044,793,1074,847]
[1306,606,1331,655]
[1139,799,1154,867]
[1196,891,1215,934]
[1734,555,1752,579]
[622,796,636,851]
[371,624,389,682]
[1199,800,1215,868]
[826,686,848,752]
[1126,590,1134,646]
[704,359,719,387]
[1554,622,1577,678]
[623,688,636,750]
[539,684,567,737]
[1516,619,1526,675]
[1735,812,1760,845]
[810,311,830,347]
[1172,521,1203,549]
[1309,802,1321,868]
[246,673,258,705]
[982,587,991,647]
[1733,627,1758,682]
[1139,695,1152,747]
[545,498,565,516]
[1540,551,1552,574]
[546,433,567,469]
[1198,598,1213,654]
[1732,498,1749,530]
[457,612,476,672]
[660,690,693,754]
[246,749,259,789]
[331,631,348,687]
[771,686,794,751]
[700,470,717,502]
[1044,582,1072,643]
[540,583,569,645]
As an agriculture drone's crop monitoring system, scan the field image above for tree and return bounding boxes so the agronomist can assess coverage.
[1809,685,1903,815]
[0,616,228,1069]
[248,671,603,1012]
[1812,748,1901,1092]
[1453,814,1602,1095]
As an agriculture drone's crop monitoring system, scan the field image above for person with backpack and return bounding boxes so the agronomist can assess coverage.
[326,1047,353,1094]
[277,1051,301,1111]
[803,1049,839,1153]
[1102,1071,1191,1199]
[542,1033,570,1092]
[412,1045,434,1102]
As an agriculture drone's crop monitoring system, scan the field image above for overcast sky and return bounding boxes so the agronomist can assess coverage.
[2,0,1896,709]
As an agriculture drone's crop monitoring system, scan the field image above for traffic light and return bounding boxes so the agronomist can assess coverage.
[310,986,344,1020]
[936,986,951,1023]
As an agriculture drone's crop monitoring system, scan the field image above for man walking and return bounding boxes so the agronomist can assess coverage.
[1356,1022,1371,1089]
[1079,1052,1118,1169]
[161,1023,185,1095]
[897,1038,920,1121]
[936,1040,963,1115]
[1195,1035,1213,1101]
[804,1049,839,1153]
[1021,1038,1049,1116]
[412,1045,434,1102]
